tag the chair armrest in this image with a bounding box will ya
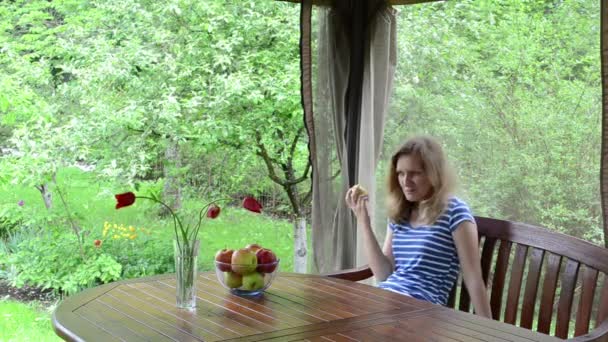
[568,319,608,342]
[322,265,373,282]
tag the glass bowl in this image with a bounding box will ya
[214,259,280,296]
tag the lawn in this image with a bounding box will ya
[0,300,61,342]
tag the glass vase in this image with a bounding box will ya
[174,239,200,310]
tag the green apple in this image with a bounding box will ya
[241,272,264,291]
[224,271,242,289]
[231,248,258,275]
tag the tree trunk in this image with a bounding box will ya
[35,172,56,210]
[254,133,311,271]
[293,216,308,273]
[162,141,182,214]
[283,166,301,216]
[283,167,309,273]
[36,183,53,209]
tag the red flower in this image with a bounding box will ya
[115,192,136,209]
[242,196,262,213]
[94,239,103,248]
[206,204,221,219]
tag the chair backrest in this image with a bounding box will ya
[448,216,608,340]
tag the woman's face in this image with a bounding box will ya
[395,154,433,203]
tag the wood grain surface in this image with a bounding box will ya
[53,272,562,341]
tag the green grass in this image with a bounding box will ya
[0,300,61,342]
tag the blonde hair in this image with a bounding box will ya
[386,135,456,225]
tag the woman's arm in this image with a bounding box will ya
[345,187,394,282]
[368,225,395,281]
[452,220,492,318]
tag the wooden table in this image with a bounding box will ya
[53,272,562,341]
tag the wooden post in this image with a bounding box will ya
[601,0,608,248]
[294,216,308,273]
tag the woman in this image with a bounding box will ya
[346,135,492,318]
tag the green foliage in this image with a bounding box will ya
[0,165,298,297]
[0,0,308,218]
[0,203,27,239]
[382,0,602,243]
[97,220,174,278]
[0,188,61,239]
[66,254,123,290]
[4,231,122,295]
[1,197,297,295]
[116,240,174,279]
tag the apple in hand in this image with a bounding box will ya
[245,243,262,253]
[241,272,264,291]
[224,271,243,288]
[352,184,368,202]
[256,248,278,273]
[215,248,234,272]
[231,248,258,275]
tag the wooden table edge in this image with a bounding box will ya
[52,274,176,341]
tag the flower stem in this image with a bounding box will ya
[136,195,187,252]
[56,186,87,262]
[191,197,232,245]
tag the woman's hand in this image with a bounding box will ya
[346,185,395,281]
[345,185,370,223]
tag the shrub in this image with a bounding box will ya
[0,202,30,239]
[94,221,174,279]
[5,231,122,295]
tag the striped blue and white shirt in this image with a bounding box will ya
[378,197,475,305]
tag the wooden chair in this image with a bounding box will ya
[325,216,608,341]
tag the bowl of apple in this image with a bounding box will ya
[214,244,280,296]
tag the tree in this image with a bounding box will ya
[384,0,601,243]
[0,0,311,261]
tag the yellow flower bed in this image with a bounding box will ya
[102,222,151,241]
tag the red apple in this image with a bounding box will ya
[231,248,258,275]
[245,243,262,253]
[256,248,278,273]
[215,248,234,272]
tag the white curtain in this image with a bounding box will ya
[310,1,397,273]
[356,6,397,266]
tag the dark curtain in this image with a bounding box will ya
[302,0,397,272]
